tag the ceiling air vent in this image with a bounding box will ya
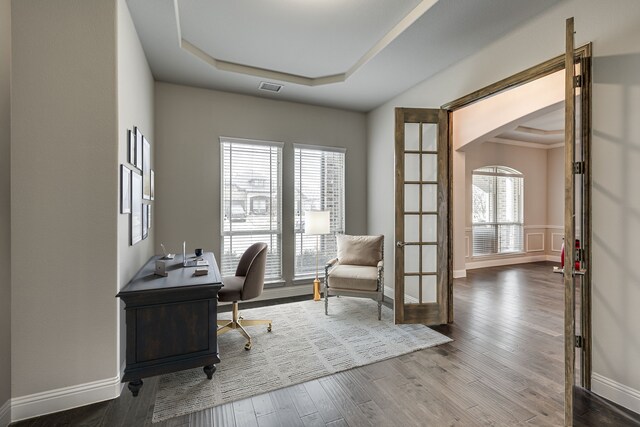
[258,81,283,93]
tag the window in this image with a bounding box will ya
[294,145,345,278]
[472,166,523,256]
[220,138,282,280]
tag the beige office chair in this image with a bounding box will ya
[324,235,384,320]
[217,242,272,350]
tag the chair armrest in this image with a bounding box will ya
[325,258,339,268]
[377,260,384,270]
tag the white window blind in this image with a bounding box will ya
[472,166,524,256]
[294,145,345,278]
[220,138,282,280]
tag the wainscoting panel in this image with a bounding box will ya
[526,232,545,252]
[551,232,564,252]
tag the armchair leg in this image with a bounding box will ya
[324,286,329,316]
[378,300,382,321]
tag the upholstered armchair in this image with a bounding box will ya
[324,235,384,320]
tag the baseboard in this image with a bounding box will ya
[453,269,466,278]
[592,373,640,415]
[383,286,418,303]
[11,376,121,423]
[466,255,549,270]
[0,399,10,427]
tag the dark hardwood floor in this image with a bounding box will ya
[12,262,640,426]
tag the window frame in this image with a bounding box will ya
[219,137,284,282]
[293,143,346,279]
[471,165,524,257]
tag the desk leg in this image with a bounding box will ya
[128,379,143,396]
[203,365,216,379]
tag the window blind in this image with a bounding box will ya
[294,146,345,278]
[220,138,282,280]
[472,166,523,256]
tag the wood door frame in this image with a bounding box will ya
[440,44,593,387]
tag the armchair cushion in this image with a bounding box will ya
[337,235,383,267]
[328,265,378,291]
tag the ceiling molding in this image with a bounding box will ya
[488,137,564,150]
[515,125,563,135]
[173,0,438,87]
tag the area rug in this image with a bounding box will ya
[152,297,452,422]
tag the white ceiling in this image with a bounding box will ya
[493,106,565,147]
[126,0,561,112]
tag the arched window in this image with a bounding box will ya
[472,166,524,256]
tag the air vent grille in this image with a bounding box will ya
[259,81,283,93]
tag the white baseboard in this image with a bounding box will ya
[0,399,10,427]
[592,373,640,415]
[466,255,552,270]
[11,376,121,423]
[453,269,466,278]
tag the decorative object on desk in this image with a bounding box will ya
[142,204,148,240]
[194,267,208,276]
[131,171,143,245]
[154,259,168,277]
[195,248,203,257]
[150,169,155,200]
[160,243,175,260]
[304,210,331,301]
[134,127,143,170]
[143,136,151,200]
[128,129,135,166]
[152,297,451,422]
[120,164,131,214]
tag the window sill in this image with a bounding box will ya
[469,252,526,259]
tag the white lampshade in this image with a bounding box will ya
[304,210,330,235]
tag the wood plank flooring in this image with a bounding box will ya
[12,262,640,426]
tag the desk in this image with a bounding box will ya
[116,252,223,396]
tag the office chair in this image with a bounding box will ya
[217,242,272,350]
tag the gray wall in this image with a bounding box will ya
[154,83,367,288]
[0,0,11,422]
[116,0,155,373]
[11,0,118,399]
[367,0,640,410]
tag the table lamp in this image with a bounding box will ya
[304,210,330,301]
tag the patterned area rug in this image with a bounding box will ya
[152,297,452,422]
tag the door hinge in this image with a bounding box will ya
[573,161,585,174]
[575,335,584,348]
[574,75,582,88]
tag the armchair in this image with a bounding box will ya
[324,235,384,320]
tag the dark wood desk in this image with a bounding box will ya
[116,252,223,396]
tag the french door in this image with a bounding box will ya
[394,108,450,325]
[564,17,592,425]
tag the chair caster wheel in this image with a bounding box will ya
[267,324,272,332]
[245,342,252,350]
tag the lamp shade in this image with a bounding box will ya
[304,210,330,235]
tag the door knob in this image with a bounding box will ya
[396,241,406,248]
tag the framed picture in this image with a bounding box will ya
[128,130,135,165]
[143,136,151,200]
[142,204,148,240]
[134,127,143,170]
[147,204,152,229]
[120,164,131,214]
[150,170,155,201]
[131,171,143,245]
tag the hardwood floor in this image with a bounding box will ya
[12,262,640,426]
